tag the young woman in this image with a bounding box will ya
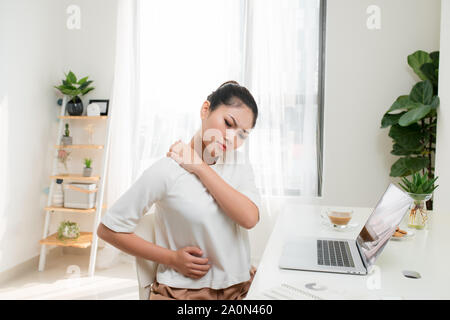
[97,81,261,300]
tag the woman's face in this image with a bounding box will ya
[200,100,254,158]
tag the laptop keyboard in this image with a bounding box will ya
[317,240,355,268]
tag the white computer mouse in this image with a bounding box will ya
[402,270,421,279]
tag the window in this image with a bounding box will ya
[136,0,325,198]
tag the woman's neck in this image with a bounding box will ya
[190,130,218,165]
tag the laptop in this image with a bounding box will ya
[278,183,413,275]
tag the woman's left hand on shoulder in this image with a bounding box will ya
[166,140,205,174]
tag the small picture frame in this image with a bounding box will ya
[89,99,109,116]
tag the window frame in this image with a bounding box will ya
[317,0,327,197]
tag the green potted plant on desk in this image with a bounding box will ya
[398,171,439,230]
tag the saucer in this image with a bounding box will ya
[390,229,415,241]
[320,218,359,232]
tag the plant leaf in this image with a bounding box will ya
[60,88,81,97]
[422,179,434,193]
[387,95,420,113]
[405,177,413,189]
[420,63,438,86]
[401,176,412,189]
[388,124,424,151]
[430,51,439,68]
[430,95,440,110]
[67,71,77,84]
[390,157,429,177]
[398,104,432,126]
[381,112,406,128]
[391,143,421,156]
[81,87,95,96]
[398,181,410,193]
[409,80,433,105]
[60,82,77,90]
[79,80,93,91]
[408,50,432,81]
[413,172,419,187]
[77,76,89,85]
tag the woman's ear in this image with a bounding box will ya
[200,100,210,120]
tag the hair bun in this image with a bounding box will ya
[219,80,240,88]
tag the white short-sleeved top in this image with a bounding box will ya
[100,150,261,289]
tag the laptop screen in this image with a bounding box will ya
[356,183,413,267]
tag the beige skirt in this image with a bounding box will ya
[149,265,257,300]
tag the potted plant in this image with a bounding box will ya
[380,50,440,210]
[83,158,93,177]
[57,220,80,240]
[54,71,95,116]
[398,171,439,230]
[61,123,73,145]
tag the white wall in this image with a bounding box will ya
[60,0,117,100]
[56,0,118,241]
[0,0,65,274]
[0,0,117,274]
[319,0,441,208]
[434,1,449,214]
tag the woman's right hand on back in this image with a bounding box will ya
[169,246,211,279]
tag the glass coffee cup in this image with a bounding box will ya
[321,208,354,229]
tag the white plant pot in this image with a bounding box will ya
[61,136,72,145]
[62,226,78,239]
[83,167,93,177]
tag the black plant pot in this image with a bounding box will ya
[67,96,84,116]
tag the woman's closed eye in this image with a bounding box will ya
[224,119,246,140]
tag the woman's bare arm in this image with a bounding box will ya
[97,223,211,279]
[166,141,259,230]
[96,223,174,265]
[194,163,259,230]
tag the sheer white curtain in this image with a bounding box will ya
[136,0,246,171]
[97,0,140,268]
[246,0,320,198]
[99,0,322,268]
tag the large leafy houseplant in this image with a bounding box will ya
[381,50,439,209]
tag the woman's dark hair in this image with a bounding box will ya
[206,80,258,128]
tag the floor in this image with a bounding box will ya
[0,253,139,300]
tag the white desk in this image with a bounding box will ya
[246,204,450,299]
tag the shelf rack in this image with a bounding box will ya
[38,96,113,276]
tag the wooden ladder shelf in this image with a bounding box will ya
[38,96,112,276]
